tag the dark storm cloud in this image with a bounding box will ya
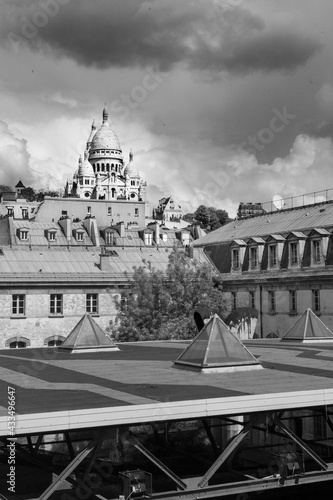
[300,121,333,140]
[1,0,323,74]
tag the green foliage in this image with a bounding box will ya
[0,185,14,193]
[114,247,226,341]
[21,187,60,201]
[194,205,231,230]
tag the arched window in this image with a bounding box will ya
[44,335,66,347]
[102,163,105,172]
[106,163,110,172]
[96,164,100,172]
[6,337,31,348]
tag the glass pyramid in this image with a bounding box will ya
[59,313,119,352]
[173,314,261,371]
[282,308,333,341]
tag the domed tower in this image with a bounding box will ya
[87,106,124,200]
[77,153,96,198]
[124,150,141,201]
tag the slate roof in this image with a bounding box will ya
[194,202,333,246]
[0,246,209,278]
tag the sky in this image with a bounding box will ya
[1,0,333,217]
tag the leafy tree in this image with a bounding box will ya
[21,187,60,201]
[194,205,230,230]
[194,205,211,227]
[216,209,231,226]
[114,247,226,341]
[0,185,14,194]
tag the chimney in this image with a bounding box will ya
[99,250,110,271]
[83,217,100,246]
[58,217,71,243]
[152,222,160,243]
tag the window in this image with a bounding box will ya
[7,207,14,216]
[249,291,255,309]
[105,232,114,245]
[312,290,321,313]
[76,231,84,242]
[108,207,112,216]
[131,180,135,186]
[86,293,98,314]
[61,210,67,216]
[269,245,277,268]
[12,294,25,316]
[9,341,27,348]
[85,179,89,185]
[19,230,29,241]
[21,208,28,219]
[312,240,321,263]
[47,230,57,242]
[50,294,63,315]
[232,249,240,270]
[290,242,298,266]
[268,291,276,313]
[231,292,237,310]
[87,206,91,215]
[250,247,257,269]
[144,232,153,245]
[289,290,297,314]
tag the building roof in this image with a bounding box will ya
[0,246,209,281]
[173,314,262,373]
[194,202,333,246]
[2,339,333,436]
[59,313,119,352]
[281,309,333,342]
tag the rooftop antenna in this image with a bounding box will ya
[273,194,285,211]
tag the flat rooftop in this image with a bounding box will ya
[1,340,333,436]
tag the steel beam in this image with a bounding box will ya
[197,413,262,488]
[151,466,333,500]
[133,439,187,491]
[38,432,104,500]
[272,415,328,470]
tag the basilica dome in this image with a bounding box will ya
[124,150,139,177]
[90,106,121,152]
[78,156,95,177]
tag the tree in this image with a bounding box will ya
[0,185,14,194]
[194,205,230,230]
[194,205,212,227]
[114,247,226,341]
[216,209,231,226]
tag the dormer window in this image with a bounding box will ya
[73,229,85,242]
[249,247,257,270]
[232,249,240,269]
[7,207,14,216]
[17,228,29,241]
[266,234,285,270]
[144,232,153,245]
[45,228,57,242]
[160,233,167,242]
[246,237,265,271]
[286,232,306,269]
[312,240,321,263]
[290,242,299,266]
[105,231,115,245]
[269,245,277,267]
[21,207,28,219]
[307,228,330,267]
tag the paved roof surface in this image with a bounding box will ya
[194,202,333,246]
[1,339,333,436]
